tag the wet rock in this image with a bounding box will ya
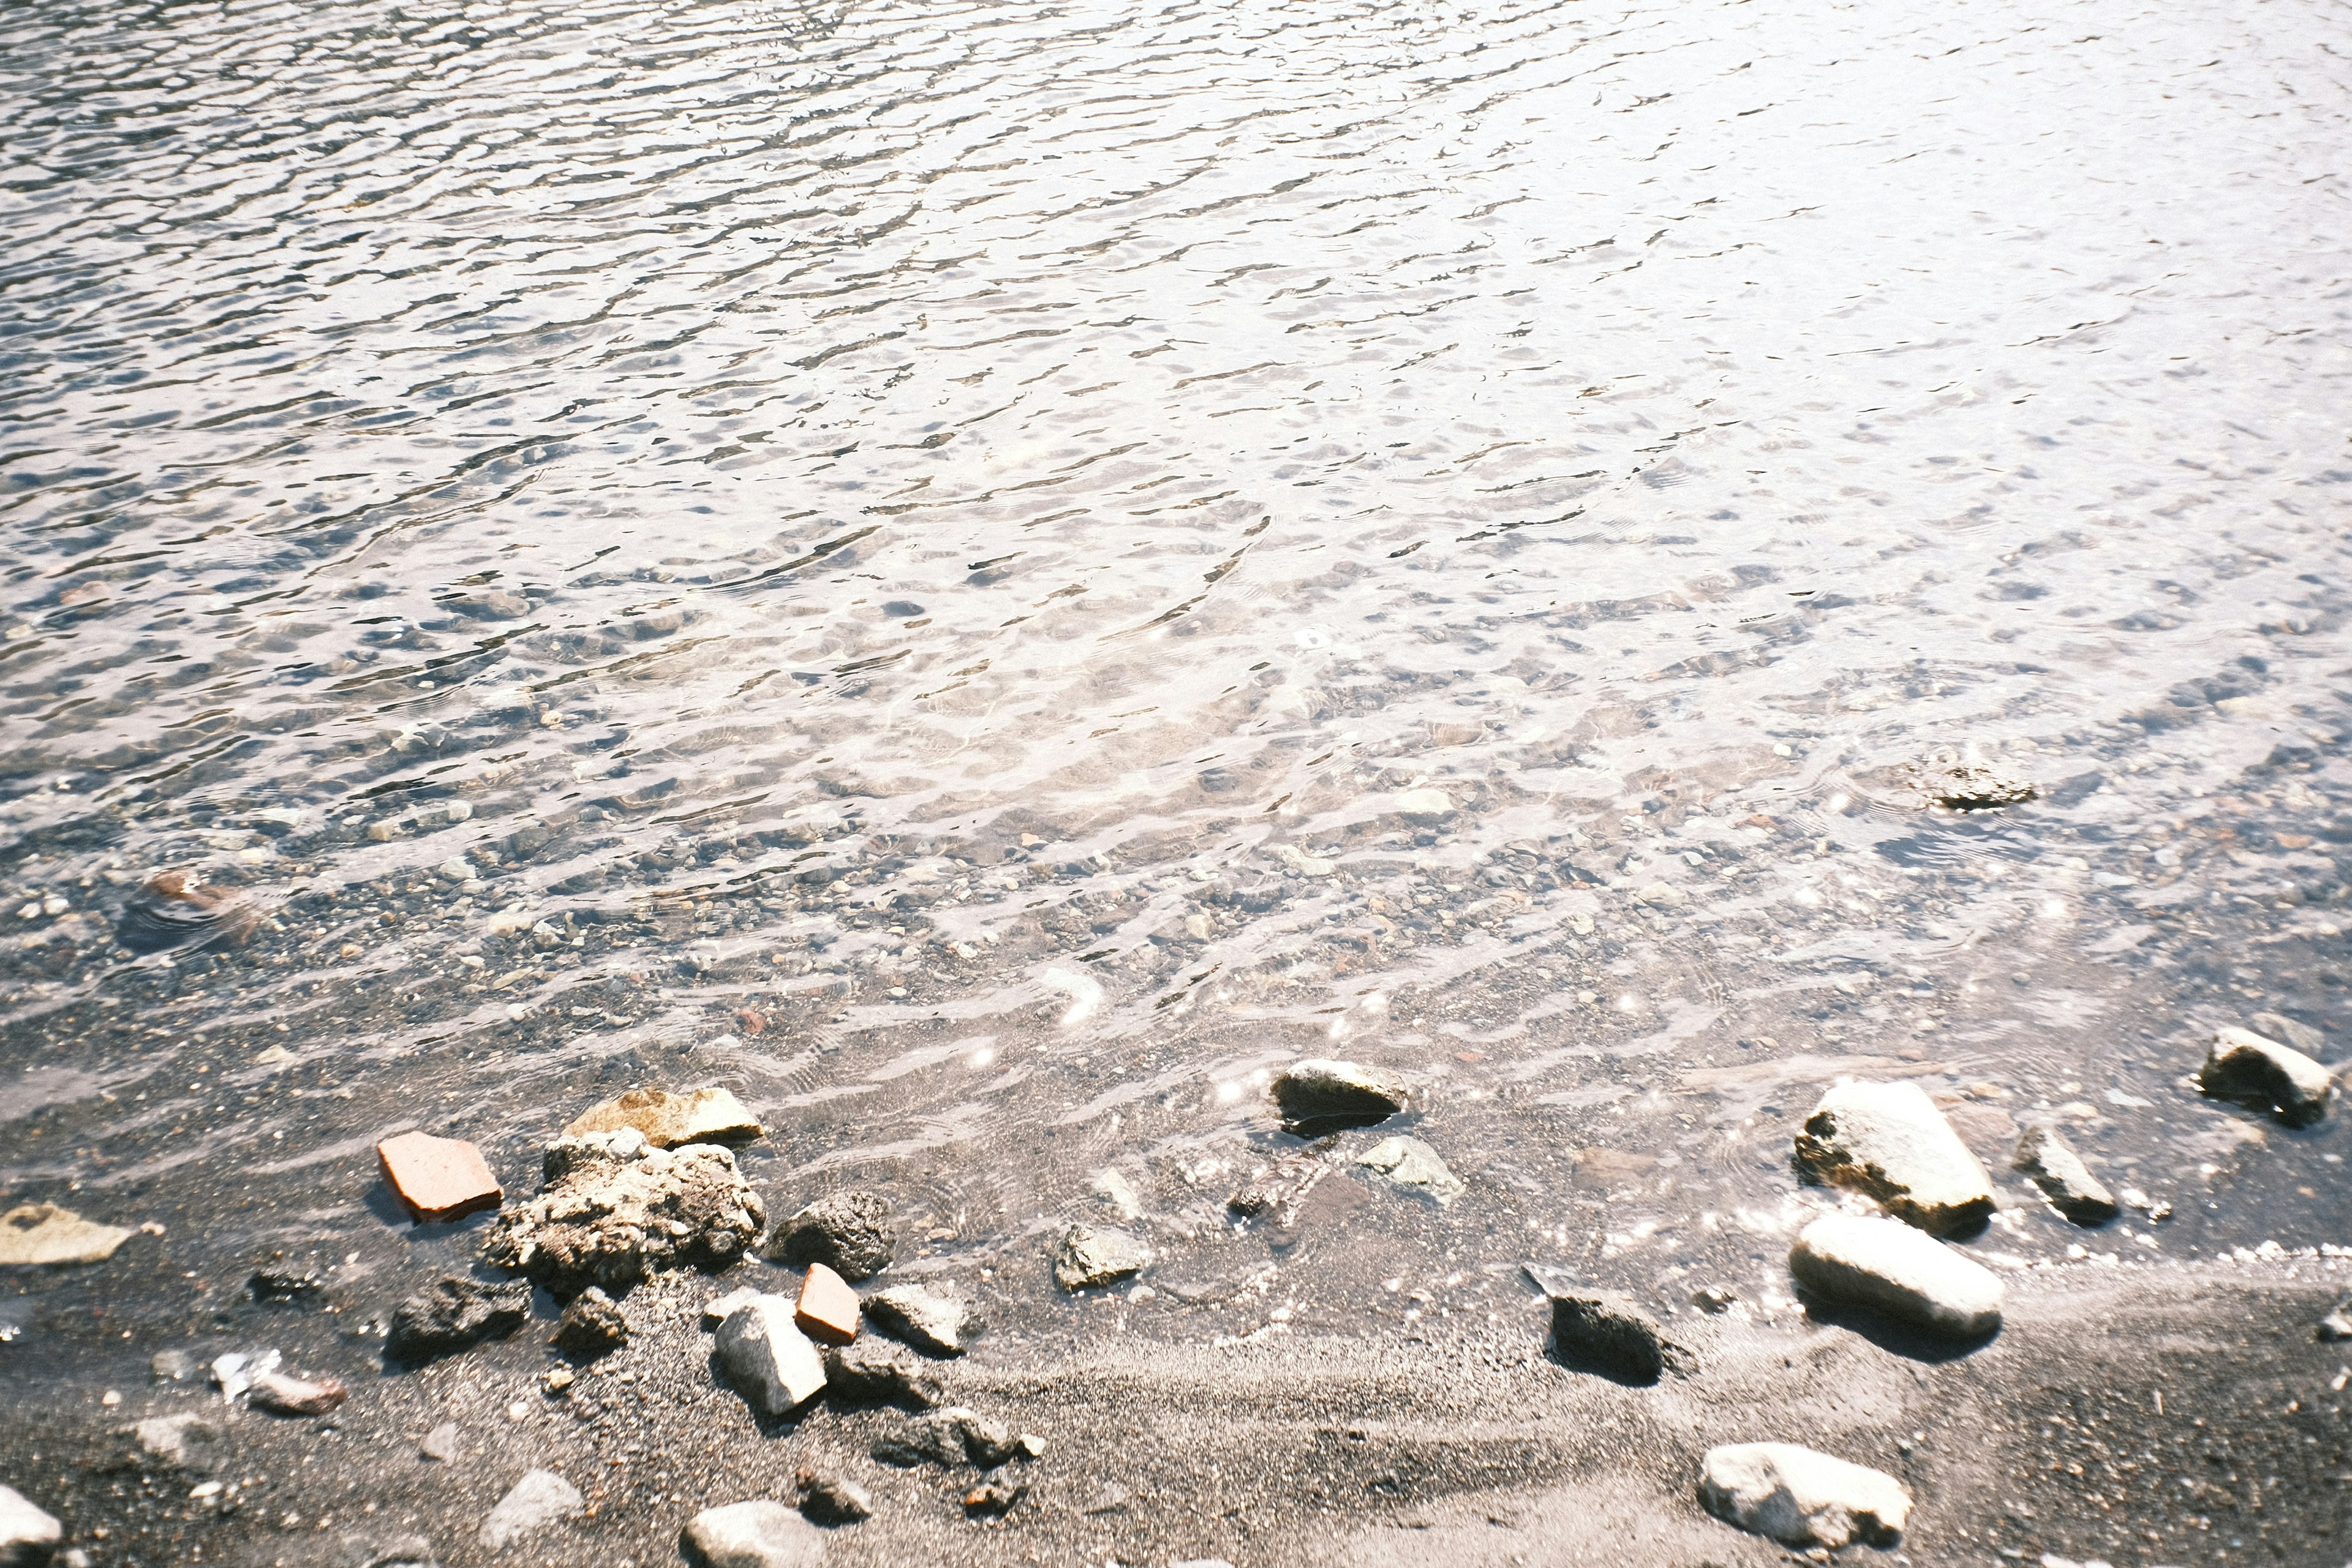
[794,1262,859,1346]
[681,1499,824,1568]
[821,1342,944,1409]
[1698,1442,1910,1548]
[2317,1294,2352,1341]
[418,1422,462,1462]
[560,1086,763,1149]
[714,1294,827,1415]
[210,1350,279,1401]
[1905,758,2034,812]
[478,1469,582,1553]
[2199,1025,2334,1126]
[550,1286,627,1359]
[2250,1011,2326,1056]
[1226,1153,1326,1219]
[1271,1058,1409,1133]
[1053,1224,1151,1292]
[1355,1136,1463,1205]
[864,1284,975,1357]
[0,1202,132,1266]
[1525,1264,1688,1382]
[375,1132,503,1226]
[387,1277,532,1364]
[133,1412,221,1469]
[1792,1079,1995,1235]
[0,1485,61,1568]
[871,1407,1017,1469]
[962,1480,1027,1518]
[1787,1213,2003,1338]
[481,1130,765,1298]
[116,870,257,955]
[149,1348,200,1383]
[2012,1125,2119,1225]
[764,1193,895,1283]
[795,1467,873,1525]
[249,1370,349,1417]
[248,1264,328,1305]
[1393,787,1456,822]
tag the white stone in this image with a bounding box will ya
[1793,1079,1994,1234]
[479,1469,583,1551]
[1789,1213,2003,1337]
[682,1499,825,1568]
[714,1295,827,1414]
[1355,1136,1463,1205]
[0,1484,61,1565]
[1394,787,1455,821]
[864,1284,974,1357]
[2201,1025,2334,1126]
[1698,1442,1911,1548]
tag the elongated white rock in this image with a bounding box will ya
[1789,1212,2003,1337]
[1698,1442,1910,1548]
[1793,1080,1994,1235]
[2200,1026,2334,1126]
[714,1294,827,1415]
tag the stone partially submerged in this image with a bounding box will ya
[1793,1080,1994,1235]
[1698,1442,1910,1548]
[2199,1025,2334,1126]
[1272,1058,1409,1133]
[764,1191,895,1281]
[1052,1224,1151,1291]
[561,1085,763,1148]
[481,1129,764,1298]
[1788,1213,2003,1338]
[2013,1124,2119,1225]
[1355,1136,1463,1205]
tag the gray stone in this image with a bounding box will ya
[481,1130,766,1298]
[1355,1136,1463,1205]
[870,1406,1018,1469]
[2200,1025,2334,1126]
[248,1369,348,1417]
[1052,1224,1151,1292]
[1793,1079,1996,1235]
[2250,1011,2326,1056]
[764,1192,895,1283]
[703,1286,760,1327]
[713,1295,827,1415]
[864,1284,975,1357]
[682,1499,824,1568]
[418,1422,462,1461]
[387,1277,531,1363]
[134,1412,222,1469]
[821,1341,944,1409]
[1698,1442,1911,1548]
[328,1532,440,1568]
[0,1486,59,1568]
[1788,1213,2003,1338]
[1525,1265,1689,1382]
[2013,1125,2119,1226]
[1271,1058,1409,1131]
[2318,1294,2352,1341]
[550,1286,627,1359]
[795,1467,873,1524]
[478,1469,582,1553]
[149,1348,200,1383]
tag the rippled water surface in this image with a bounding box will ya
[2,0,2348,1372]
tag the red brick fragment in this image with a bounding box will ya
[794,1262,860,1346]
[376,1130,502,1224]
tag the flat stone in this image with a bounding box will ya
[1393,787,1457,821]
[2013,1125,2119,1226]
[387,1276,532,1363]
[1793,1079,1995,1235]
[0,1202,132,1265]
[1052,1224,1152,1292]
[418,1422,462,1461]
[2200,1025,2334,1126]
[714,1295,827,1415]
[794,1262,860,1345]
[682,1499,824,1568]
[764,1192,895,1282]
[1788,1213,2004,1338]
[550,1286,628,1358]
[703,1286,760,1327]
[1355,1136,1463,1205]
[821,1342,944,1408]
[1698,1442,1911,1548]
[1271,1058,1409,1133]
[560,1085,763,1148]
[796,1467,873,1524]
[248,1370,349,1417]
[864,1284,974,1357]
[150,1348,200,1382]
[375,1132,503,1226]
[478,1469,582,1553]
[481,1131,765,1298]
[133,1412,221,1469]
[0,1485,61,1567]
[1525,1264,1689,1382]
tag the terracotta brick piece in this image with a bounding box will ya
[794,1262,861,1346]
[377,1131,502,1224]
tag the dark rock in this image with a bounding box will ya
[821,1342,944,1409]
[2199,1025,2335,1126]
[794,1467,873,1524]
[550,1286,627,1359]
[2012,1125,2119,1225]
[870,1406,1017,1469]
[248,1265,328,1306]
[386,1277,532,1364]
[764,1191,895,1282]
[1526,1265,1688,1383]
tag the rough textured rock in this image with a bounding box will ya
[871,1407,1018,1469]
[1698,1442,1910,1548]
[1355,1136,1463,1205]
[248,1370,349,1417]
[1788,1213,2003,1337]
[1905,758,2034,812]
[2199,1025,2334,1126]
[387,1276,532,1363]
[1052,1224,1152,1291]
[481,1129,765,1298]
[1526,1265,1688,1382]
[864,1284,975,1357]
[478,1469,582,1553]
[763,1193,895,1282]
[551,1286,628,1358]
[714,1295,827,1415]
[821,1342,944,1408]
[0,1485,59,1568]
[375,1131,503,1224]
[1792,1079,1995,1235]
[2013,1125,2119,1225]
[794,1262,859,1345]
[0,1202,132,1265]
[561,1085,763,1148]
[796,1467,873,1524]
[1270,1058,1409,1132]
[681,1499,824,1568]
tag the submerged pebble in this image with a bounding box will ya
[1271,1058,1409,1133]
[1793,1079,1995,1235]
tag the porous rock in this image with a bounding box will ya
[764,1192,895,1283]
[1788,1212,2003,1338]
[478,1469,582,1553]
[1525,1264,1688,1382]
[864,1284,974,1357]
[714,1295,827,1415]
[1271,1058,1409,1132]
[561,1085,762,1149]
[1052,1224,1151,1292]
[2199,1025,2334,1126]
[1698,1442,1910,1548]
[387,1276,532,1363]
[0,1202,132,1266]
[551,1286,628,1358]
[1355,1136,1463,1205]
[481,1129,765,1298]
[0,1485,59,1568]
[2013,1124,2119,1225]
[682,1499,824,1568]
[821,1341,944,1408]
[1793,1079,1995,1235]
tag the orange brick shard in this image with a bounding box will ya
[376,1131,502,1224]
[794,1262,860,1346]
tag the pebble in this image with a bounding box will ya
[2317,1294,2352,1342]
[794,1262,861,1346]
[864,1284,975,1357]
[559,1085,764,1148]
[1525,1264,1689,1382]
[962,1480,1027,1517]
[374,1131,503,1225]
[1270,1058,1410,1133]
[0,1485,61,1567]
[2199,1025,2335,1126]
[1393,787,1456,821]
[247,1370,349,1417]
[387,1277,532,1363]
[1787,1213,2004,1338]
[133,1412,219,1469]
[2012,1125,2119,1226]
[1792,1079,1995,1235]
[149,1349,200,1383]
[821,1342,944,1409]
[418,1422,462,1461]
[550,1286,628,1359]
[871,1406,1019,1468]
[1697,1442,1911,1548]
[682,1499,826,1567]
[713,1294,828,1415]
[796,1466,874,1524]
[0,1202,133,1266]
[481,1130,765,1297]
[1355,1136,1463,1205]
[478,1469,582,1553]
[1052,1224,1152,1292]
[764,1192,896,1282]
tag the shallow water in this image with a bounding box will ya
[1,0,2347,1382]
